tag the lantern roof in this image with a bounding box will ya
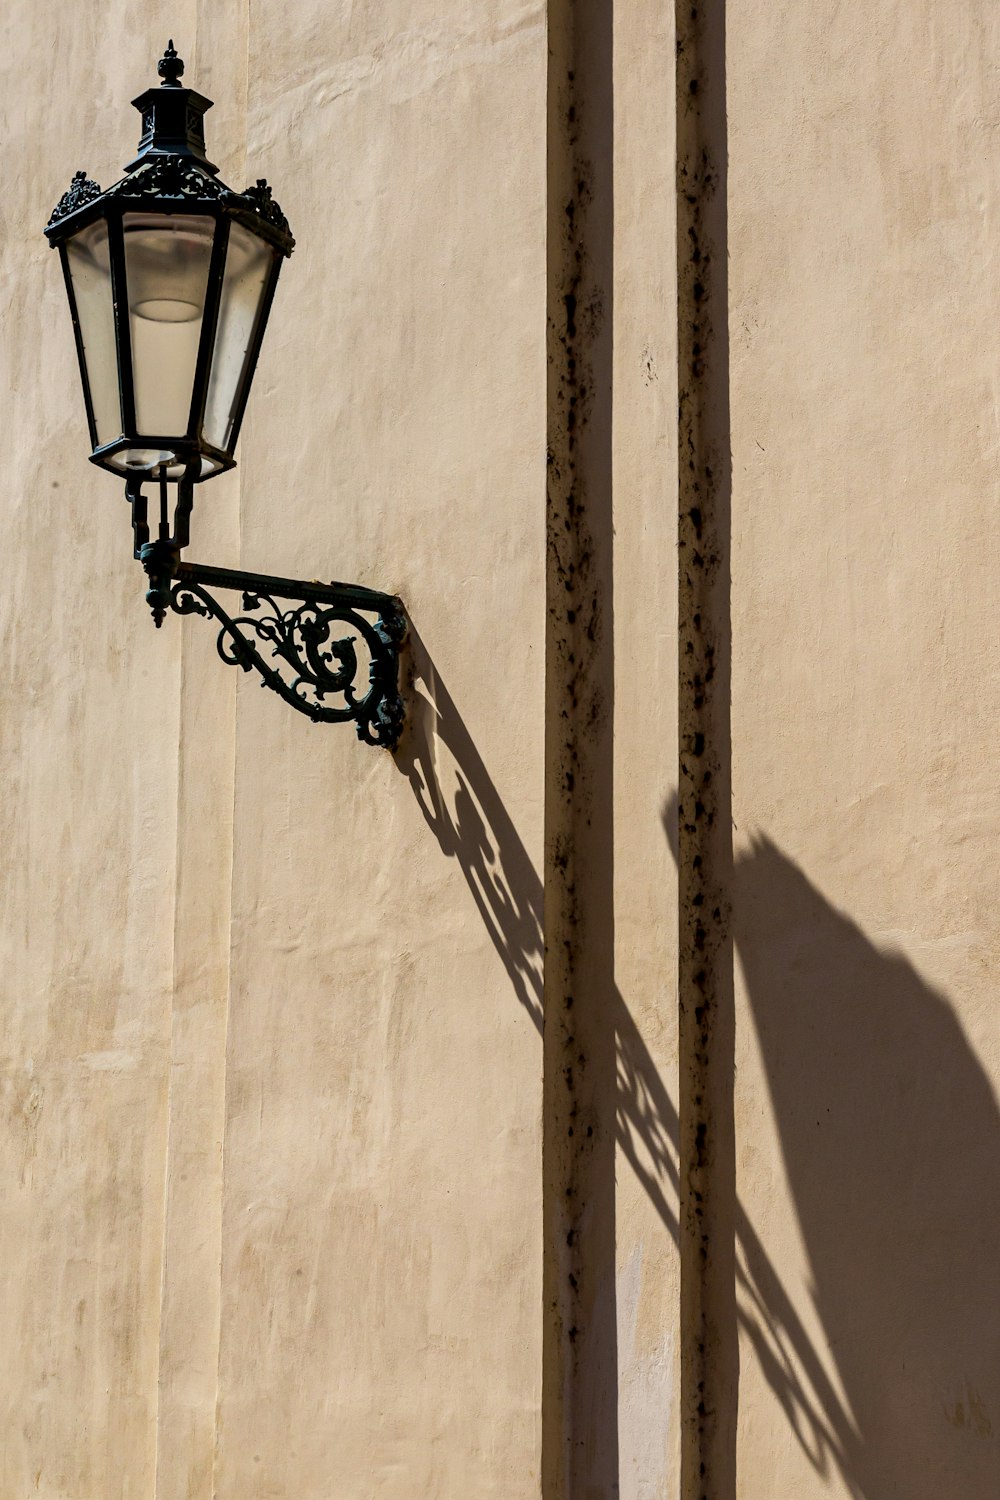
[127,38,217,174]
[44,43,294,255]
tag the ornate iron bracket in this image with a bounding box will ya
[127,477,406,750]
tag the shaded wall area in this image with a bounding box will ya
[728,0,1000,1494]
[734,841,1000,1496]
[404,648,1000,1498]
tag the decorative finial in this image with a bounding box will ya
[157,40,184,86]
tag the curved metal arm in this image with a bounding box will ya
[167,569,405,749]
[127,475,406,749]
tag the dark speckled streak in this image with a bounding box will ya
[676,3,738,1498]
[543,1,618,1496]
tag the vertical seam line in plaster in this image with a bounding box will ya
[153,0,206,1484]
[207,13,250,1494]
[151,761,180,1500]
[208,673,237,1500]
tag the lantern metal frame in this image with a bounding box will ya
[47,163,292,484]
[43,43,406,751]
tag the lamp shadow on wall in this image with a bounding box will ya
[397,666,1000,1497]
[397,627,631,1494]
[397,629,677,1496]
[664,799,999,1497]
[732,835,1000,1498]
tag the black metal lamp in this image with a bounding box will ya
[45,43,405,750]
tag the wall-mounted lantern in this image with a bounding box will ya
[44,43,404,749]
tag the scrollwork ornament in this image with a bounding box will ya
[49,170,102,224]
[168,580,404,748]
[107,156,229,204]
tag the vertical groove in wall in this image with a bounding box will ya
[208,642,238,1500]
[152,11,247,1499]
[543,1,617,1496]
[152,12,204,1494]
[209,14,251,1492]
[675,2,738,1498]
[151,557,184,1500]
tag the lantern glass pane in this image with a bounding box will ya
[203,223,277,453]
[123,213,216,438]
[64,220,121,446]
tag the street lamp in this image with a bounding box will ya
[44,43,405,750]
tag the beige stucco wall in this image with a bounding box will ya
[729,2,1000,1496]
[2,1,678,1496]
[5,1,995,1498]
[4,1,550,1495]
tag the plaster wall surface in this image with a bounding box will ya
[728,3,1000,1496]
[11,0,996,1496]
[3,0,549,1494]
[214,5,547,1497]
[1,1,678,1497]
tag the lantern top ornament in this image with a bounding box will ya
[158,38,184,84]
[44,44,294,253]
[43,43,294,490]
[126,38,217,173]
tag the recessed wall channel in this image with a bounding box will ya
[676,3,738,1499]
[543,0,617,1495]
[544,2,736,1493]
